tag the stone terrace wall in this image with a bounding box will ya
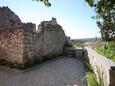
[85,47,115,86]
[0,27,24,64]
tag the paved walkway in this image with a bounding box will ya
[0,57,87,86]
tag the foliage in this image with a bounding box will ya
[83,50,104,86]
[71,40,84,47]
[85,72,102,86]
[91,41,115,62]
[86,0,115,41]
[33,0,51,7]
[83,60,103,86]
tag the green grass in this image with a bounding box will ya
[71,40,84,47]
[91,41,115,62]
[85,68,104,86]
[86,72,99,86]
[83,61,101,86]
[83,54,103,86]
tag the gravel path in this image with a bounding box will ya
[0,57,87,86]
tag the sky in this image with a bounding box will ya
[0,0,101,39]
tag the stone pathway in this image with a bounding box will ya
[0,57,87,86]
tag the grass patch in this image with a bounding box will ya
[83,61,99,86]
[91,41,115,62]
[83,50,103,86]
[86,72,99,86]
[71,40,84,47]
[83,61,104,86]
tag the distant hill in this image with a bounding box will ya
[72,38,101,41]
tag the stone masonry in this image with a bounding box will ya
[85,47,115,86]
[0,7,67,68]
[0,27,24,64]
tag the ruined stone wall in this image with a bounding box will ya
[0,25,66,65]
[0,7,22,27]
[22,29,35,64]
[0,7,67,68]
[0,27,24,64]
[22,24,66,64]
[34,24,66,61]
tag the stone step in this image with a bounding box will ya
[64,47,84,58]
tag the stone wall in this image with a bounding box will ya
[0,7,67,69]
[0,7,22,27]
[0,25,66,67]
[85,47,115,86]
[64,47,83,58]
[0,24,66,68]
[23,21,66,64]
[0,27,24,64]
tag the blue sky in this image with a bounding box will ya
[0,0,101,39]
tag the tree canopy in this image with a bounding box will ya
[38,0,115,41]
[86,0,115,41]
[33,0,51,7]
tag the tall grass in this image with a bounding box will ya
[83,60,104,86]
[91,42,115,62]
[83,50,104,86]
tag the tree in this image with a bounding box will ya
[39,0,115,41]
[86,0,115,41]
[33,0,51,7]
